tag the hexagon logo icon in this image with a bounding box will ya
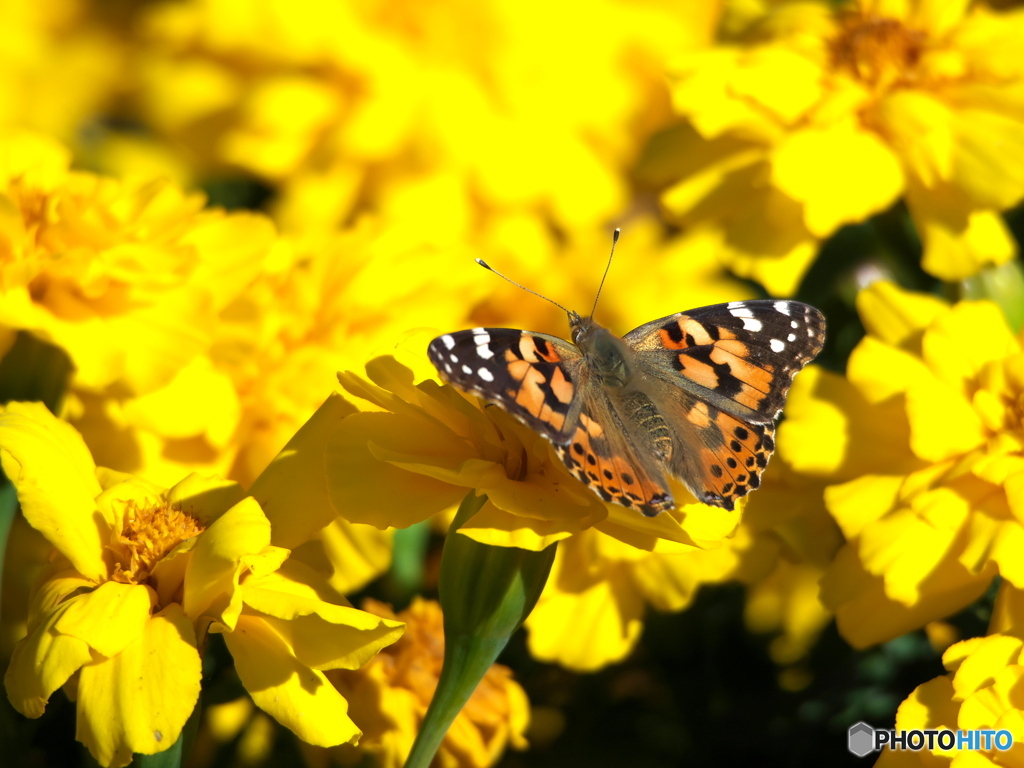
[848,722,876,757]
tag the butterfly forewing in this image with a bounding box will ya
[625,300,826,423]
[427,328,583,443]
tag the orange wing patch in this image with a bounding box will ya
[555,415,673,516]
[690,409,773,509]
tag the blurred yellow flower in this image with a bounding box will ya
[780,282,1024,648]
[325,357,742,551]
[656,0,1024,295]
[129,0,717,236]
[0,402,404,767]
[328,597,529,768]
[0,129,274,395]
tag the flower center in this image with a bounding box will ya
[829,12,924,89]
[111,500,204,584]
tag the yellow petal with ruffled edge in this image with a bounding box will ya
[856,282,948,349]
[250,392,360,548]
[525,572,644,671]
[822,544,992,649]
[771,122,904,237]
[76,604,201,768]
[224,614,361,747]
[4,599,93,718]
[0,402,107,581]
[953,636,1024,701]
[905,376,986,463]
[922,302,1020,388]
[53,581,155,659]
[184,496,275,629]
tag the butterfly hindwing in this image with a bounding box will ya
[427,328,583,442]
[553,396,675,516]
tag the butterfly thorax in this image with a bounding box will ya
[569,313,634,388]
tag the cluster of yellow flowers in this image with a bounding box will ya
[2,0,1024,766]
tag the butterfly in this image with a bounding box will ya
[428,295,825,516]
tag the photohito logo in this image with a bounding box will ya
[847,722,1014,757]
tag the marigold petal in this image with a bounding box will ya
[771,123,904,237]
[952,106,1024,210]
[223,614,360,747]
[891,676,960,736]
[907,183,1016,281]
[952,635,1024,701]
[0,402,107,581]
[922,301,1020,387]
[847,336,932,403]
[326,410,470,530]
[457,501,578,550]
[878,90,954,188]
[823,544,992,649]
[251,392,360,549]
[858,497,967,605]
[856,282,948,347]
[289,516,393,595]
[905,377,986,462]
[255,613,404,672]
[4,600,93,718]
[53,581,155,658]
[76,604,201,768]
[525,565,644,672]
[184,496,271,627]
[122,357,241,444]
[825,475,903,540]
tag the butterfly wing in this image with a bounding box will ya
[624,300,825,510]
[552,394,675,516]
[427,328,584,443]
[428,327,675,514]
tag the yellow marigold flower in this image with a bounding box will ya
[658,0,1024,295]
[130,0,717,234]
[328,597,529,768]
[780,281,1024,648]
[324,357,741,551]
[876,591,1024,768]
[0,402,404,767]
[0,129,275,395]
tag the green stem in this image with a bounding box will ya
[402,492,556,768]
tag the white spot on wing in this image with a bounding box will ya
[462,365,473,374]
[727,300,745,309]
[788,333,797,342]
[791,320,799,329]
[478,367,495,382]
[770,338,786,352]
[730,307,754,319]
[774,301,791,316]
[477,345,494,359]
[449,353,458,363]
[441,334,456,350]
[741,317,763,332]
[444,363,453,374]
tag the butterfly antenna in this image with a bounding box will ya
[590,228,620,320]
[475,258,572,315]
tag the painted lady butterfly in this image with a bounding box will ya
[428,259,825,516]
